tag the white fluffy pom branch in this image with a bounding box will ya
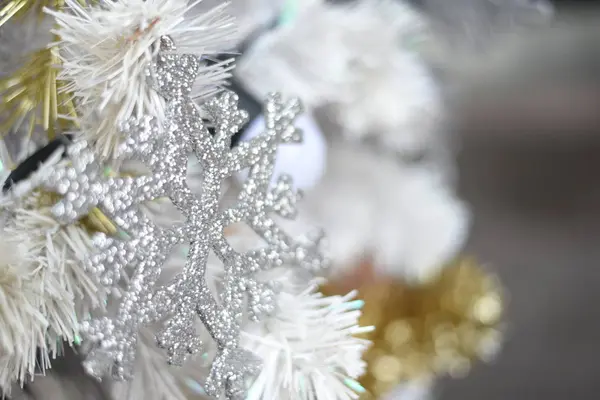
[0,234,46,394]
[0,151,105,394]
[242,281,373,400]
[47,0,236,159]
[236,0,446,165]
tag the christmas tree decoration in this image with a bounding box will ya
[322,257,504,398]
[0,23,374,398]
[55,74,299,395]
[0,0,374,397]
[0,1,546,399]
[47,0,237,159]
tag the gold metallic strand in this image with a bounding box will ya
[83,207,117,236]
[36,190,117,235]
[0,46,78,139]
[321,257,505,399]
[0,0,66,27]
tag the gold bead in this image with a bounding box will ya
[385,320,412,347]
[472,293,503,324]
[371,355,402,382]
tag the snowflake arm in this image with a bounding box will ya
[151,50,329,398]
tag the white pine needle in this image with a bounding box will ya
[241,281,373,400]
[47,0,236,159]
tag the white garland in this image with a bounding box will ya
[47,0,236,159]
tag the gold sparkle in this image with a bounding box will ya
[321,257,505,398]
[0,46,78,139]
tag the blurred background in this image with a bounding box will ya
[442,2,600,399]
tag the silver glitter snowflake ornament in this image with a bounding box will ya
[42,38,329,399]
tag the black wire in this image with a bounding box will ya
[2,135,72,192]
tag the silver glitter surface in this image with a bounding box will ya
[43,42,329,399]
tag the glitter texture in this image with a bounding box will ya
[41,38,329,399]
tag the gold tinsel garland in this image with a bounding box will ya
[0,0,79,139]
[0,46,78,139]
[321,258,504,398]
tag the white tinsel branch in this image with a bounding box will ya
[242,280,373,400]
[47,0,236,159]
[0,149,106,394]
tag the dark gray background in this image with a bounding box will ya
[439,9,600,395]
